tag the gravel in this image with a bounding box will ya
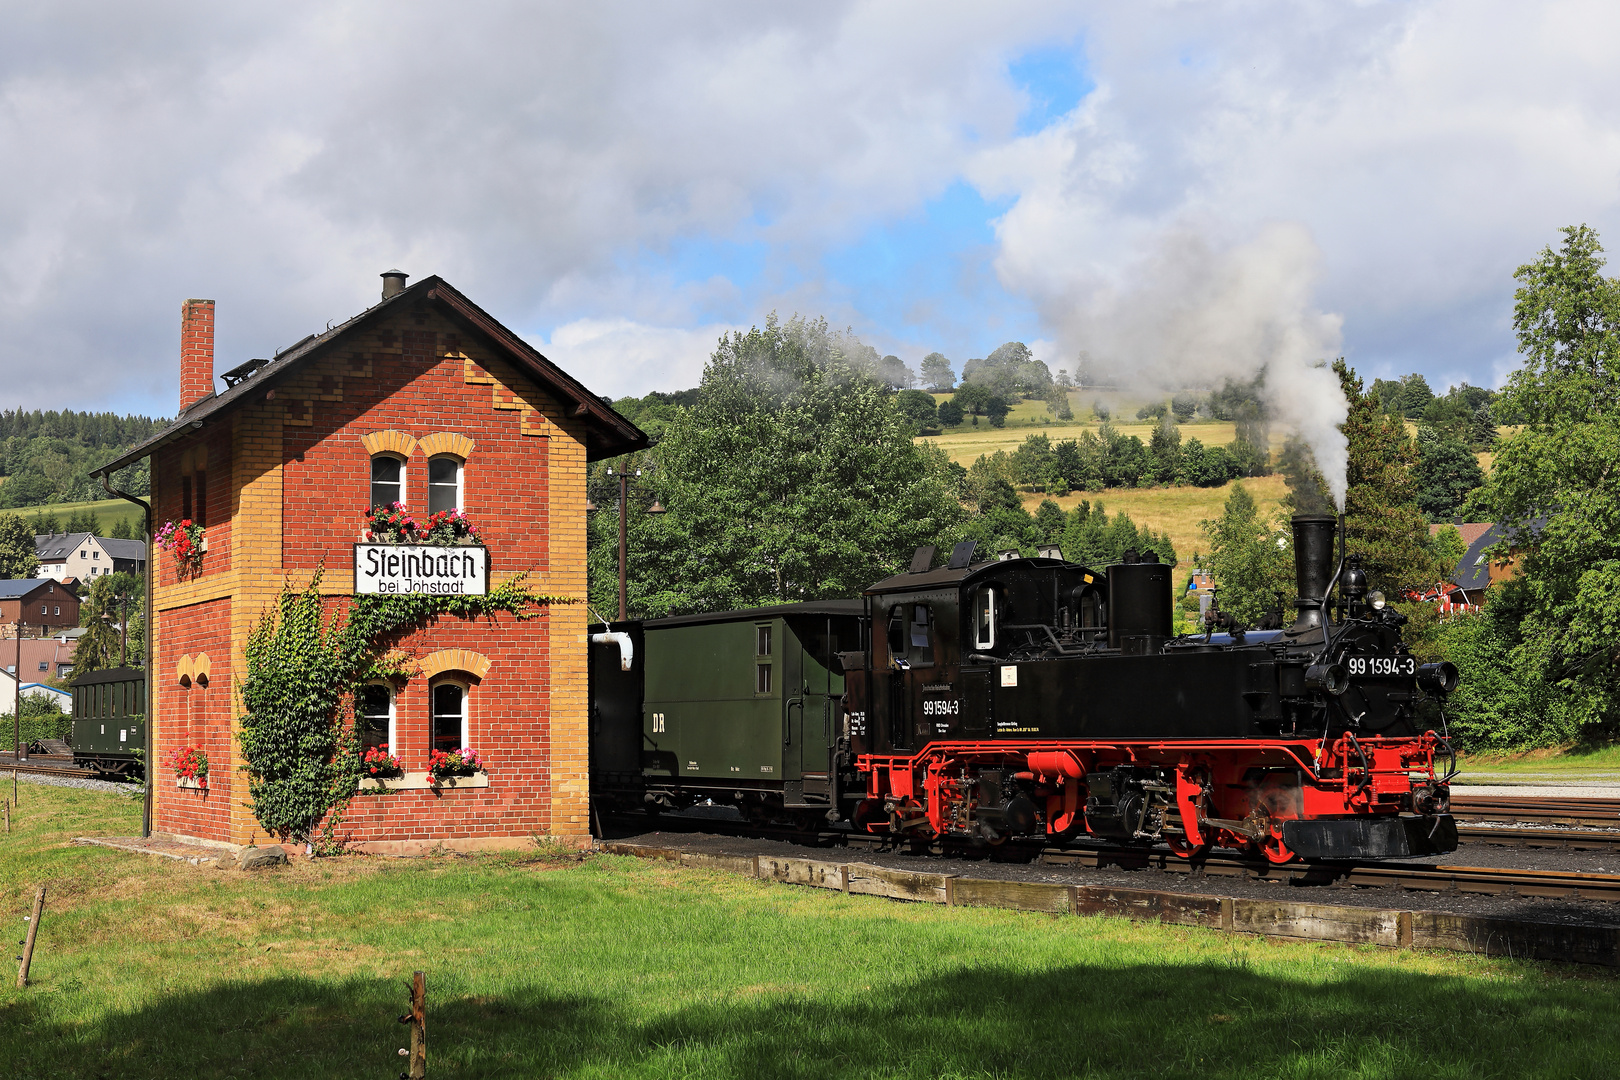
[605,819,1620,929]
[9,771,143,796]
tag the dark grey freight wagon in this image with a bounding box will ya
[71,666,146,778]
[590,599,865,827]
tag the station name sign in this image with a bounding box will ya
[353,544,488,596]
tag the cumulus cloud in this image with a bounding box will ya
[3,1,1620,424]
[537,319,737,399]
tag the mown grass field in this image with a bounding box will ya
[5,785,1620,1078]
[922,420,1241,466]
[1018,475,1291,565]
[3,497,145,535]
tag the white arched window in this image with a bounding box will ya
[370,455,405,510]
[431,680,469,753]
[427,456,463,514]
[359,683,395,754]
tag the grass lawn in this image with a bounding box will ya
[5,498,145,536]
[1458,744,1620,774]
[5,786,1620,1077]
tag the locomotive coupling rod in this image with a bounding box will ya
[1199,815,1264,840]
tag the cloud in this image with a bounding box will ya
[3,1,1620,421]
[537,318,737,399]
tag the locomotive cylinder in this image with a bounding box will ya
[1107,552,1173,655]
[1289,513,1338,632]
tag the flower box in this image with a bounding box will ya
[358,770,489,792]
[177,776,208,791]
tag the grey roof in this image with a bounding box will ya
[0,579,59,599]
[33,533,145,561]
[95,275,647,478]
[1452,519,1544,591]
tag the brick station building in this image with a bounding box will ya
[98,272,644,853]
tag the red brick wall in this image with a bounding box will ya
[153,596,233,843]
[279,311,550,578]
[152,426,234,589]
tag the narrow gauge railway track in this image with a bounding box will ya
[1457,824,1620,851]
[609,811,1620,902]
[0,759,97,780]
[1452,796,1620,828]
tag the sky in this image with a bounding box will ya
[3,0,1620,420]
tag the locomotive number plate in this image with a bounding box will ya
[1346,654,1416,678]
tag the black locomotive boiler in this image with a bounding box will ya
[589,513,1458,862]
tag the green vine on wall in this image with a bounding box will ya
[237,568,571,842]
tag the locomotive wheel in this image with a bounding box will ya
[1259,828,1298,864]
[1166,838,1211,860]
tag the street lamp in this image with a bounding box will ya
[601,464,665,622]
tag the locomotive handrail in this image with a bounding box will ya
[784,696,802,748]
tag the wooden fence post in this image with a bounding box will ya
[397,970,426,1077]
[16,885,45,988]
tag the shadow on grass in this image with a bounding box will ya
[4,958,1617,1079]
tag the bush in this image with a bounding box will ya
[895,389,939,433]
[937,399,964,427]
[0,695,70,745]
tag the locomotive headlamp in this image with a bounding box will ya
[1417,661,1460,694]
[1305,663,1348,696]
[1368,591,1386,610]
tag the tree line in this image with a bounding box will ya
[0,409,161,508]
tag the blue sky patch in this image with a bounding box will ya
[1009,43,1093,136]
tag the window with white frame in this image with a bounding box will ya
[427,456,463,514]
[431,681,468,753]
[370,455,405,511]
[359,683,395,755]
[974,589,997,650]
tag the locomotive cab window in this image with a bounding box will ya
[973,589,997,650]
[371,454,405,510]
[886,607,906,656]
[359,683,395,754]
[755,625,771,656]
[909,604,934,665]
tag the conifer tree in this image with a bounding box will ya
[1335,359,1442,596]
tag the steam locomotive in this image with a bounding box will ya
[589,513,1459,862]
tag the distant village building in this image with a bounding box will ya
[0,580,81,638]
[96,272,644,853]
[33,533,147,582]
[1421,521,1538,611]
[1,634,80,680]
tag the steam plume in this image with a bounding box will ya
[1039,222,1349,507]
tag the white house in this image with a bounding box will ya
[33,533,147,582]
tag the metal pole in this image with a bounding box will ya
[617,471,628,623]
[13,621,20,763]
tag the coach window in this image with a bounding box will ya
[973,588,996,650]
[371,455,405,511]
[428,456,463,514]
[754,623,773,695]
[431,681,469,753]
[359,683,395,754]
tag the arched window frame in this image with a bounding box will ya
[358,681,396,754]
[429,677,471,753]
[370,453,407,512]
[427,455,465,515]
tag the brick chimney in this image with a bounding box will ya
[180,298,216,412]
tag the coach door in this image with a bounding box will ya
[785,617,840,804]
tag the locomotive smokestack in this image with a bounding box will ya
[1289,513,1337,633]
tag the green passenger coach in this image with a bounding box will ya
[70,666,146,777]
[590,599,865,826]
